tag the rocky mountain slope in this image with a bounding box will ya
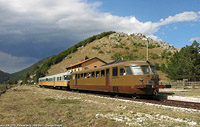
[47,32,178,81]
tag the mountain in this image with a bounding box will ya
[9,57,51,81]
[0,70,10,84]
[44,32,178,81]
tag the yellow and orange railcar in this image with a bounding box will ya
[70,61,169,95]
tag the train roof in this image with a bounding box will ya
[39,72,71,79]
[72,61,153,74]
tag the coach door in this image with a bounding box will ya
[106,69,110,86]
[73,74,77,86]
[75,74,77,86]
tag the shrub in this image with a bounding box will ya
[133,42,145,47]
[92,46,100,50]
[106,51,111,53]
[111,53,122,60]
[154,63,160,70]
[132,47,138,52]
[160,63,166,72]
[112,43,124,48]
[148,44,155,49]
[98,50,104,54]
[125,46,130,50]
[151,53,160,59]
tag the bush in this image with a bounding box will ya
[98,50,104,54]
[151,53,160,59]
[106,51,111,53]
[148,44,155,49]
[132,42,145,47]
[125,46,130,50]
[132,47,138,52]
[112,43,124,48]
[92,46,100,50]
[111,53,123,60]
[160,63,166,72]
[154,63,160,70]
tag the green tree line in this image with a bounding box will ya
[165,40,200,81]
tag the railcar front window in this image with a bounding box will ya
[141,66,152,75]
[125,67,132,75]
[150,66,157,74]
[64,75,71,80]
[131,66,143,75]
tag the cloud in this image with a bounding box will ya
[189,37,200,42]
[0,0,200,73]
[0,51,38,73]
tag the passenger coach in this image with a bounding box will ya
[38,72,71,89]
[70,61,168,95]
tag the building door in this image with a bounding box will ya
[106,69,110,86]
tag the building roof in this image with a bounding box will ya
[66,57,107,69]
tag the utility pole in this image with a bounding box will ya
[142,38,149,61]
[146,38,149,61]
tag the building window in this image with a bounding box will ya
[96,71,100,77]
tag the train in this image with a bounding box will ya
[38,61,170,96]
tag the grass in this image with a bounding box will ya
[0,85,199,126]
[0,84,7,91]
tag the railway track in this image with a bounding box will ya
[41,86,200,110]
[101,94,200,110]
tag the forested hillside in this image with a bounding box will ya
[0,70,10,84]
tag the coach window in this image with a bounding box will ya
[72,74,75,80]
[81,73,83,78]
[91,72,95,78]
[96,71,100,77]
[112,67,118,77]
[78,74,80,79]
[84,73,87,78]
[125,67,132,75]
[101,70,105,77]
[64,75,67,80]
[120,67,126,75]
[87,72,91,78]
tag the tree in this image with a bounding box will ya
[166,41,200,81]
[154,63,160,70]
[160,63,166,72]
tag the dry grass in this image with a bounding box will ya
[0,84,7,92]
[0,85,199,126]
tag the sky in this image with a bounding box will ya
[0,0,199,73]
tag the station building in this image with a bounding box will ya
[66,57,107,72]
